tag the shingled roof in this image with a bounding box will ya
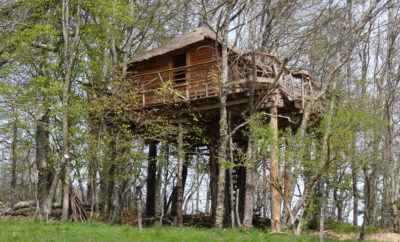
[130,26,219,64]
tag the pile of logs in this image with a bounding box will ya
[0,201,7,215]
[0,190,88,221]
[70,190,88,222]
[1,200,62,218]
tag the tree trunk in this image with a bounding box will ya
[87,113,99,216]
[102,130,117,219]
[283,157,294,225]
[61,0,80,221]
[10,114,18,206]
[43,170,60,221]
[136,186,143,230]
[352,164,358,225]
[109,181,122,224]
[35,113,52,219]
[242,139,255,228]
[319,181,326,242]
[61,0,71,221]
[242,51,258,228]
[209,139,218,219]
[270,92,281,232]
[160,143,169,223]
[333,187,343,222]
[382,0,396,228]
[214,1,235,227]
[195,153,201,214]
[228,137,236,227]
[169,155,189,216]
[175,123,184,226]
[155,147,163,222]
[145,142,157,218]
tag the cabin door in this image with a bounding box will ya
[173,53,187,83]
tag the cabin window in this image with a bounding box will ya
[173,53,186,83]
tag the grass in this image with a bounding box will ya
[0,219,376,242]
[325,220,382,234]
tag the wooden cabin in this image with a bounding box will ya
[127,26,312,114]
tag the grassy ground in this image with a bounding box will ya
[0,219,374,242]
[325,220,381,234]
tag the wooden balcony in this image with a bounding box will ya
[131,60,312,109]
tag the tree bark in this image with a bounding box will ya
[87,112,100,216]
[61,0,81,221]
[242,51,258,228]
[242,140,255,228]
[136,186,143,230]
[214,1,235,227]
[283,159,294,225]
[169,155,189,216]
[319,181,326,242]
[35,113,52,219]
[175,123,184,226]
[209,140,218,219]
[382,0,396,228]
[10,113,18,207]
[109,181,122,224]
[352,164,358,225]
[145,142,157,218]
[155,147,163,221]
[228,137,236,227]
[270,92,281,232]
[160,143,169,223]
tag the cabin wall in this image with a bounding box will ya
[131,39,220,106]
[187,39,219,98]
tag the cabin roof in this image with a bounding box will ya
[130,26,223,64]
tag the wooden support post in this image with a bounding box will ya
[186,52,191,100]
[145,141,158,218]
[209,138,218,219]
[175,123,184,226]
[229,136,236,228]
[270,91,281,233]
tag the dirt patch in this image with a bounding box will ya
[365,233,400,242]
[325,230,400,242]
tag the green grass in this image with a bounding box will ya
[325,220,381,234]
[0,219,373,242]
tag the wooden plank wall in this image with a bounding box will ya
[187,39,219,98]
[131,39,220,107]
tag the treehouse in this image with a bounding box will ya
[127,26,312,121]
[126,27,315,226]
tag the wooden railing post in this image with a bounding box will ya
[186,83,189,99]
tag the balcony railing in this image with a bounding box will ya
[130,58,312,108]
[132,60,219,107]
